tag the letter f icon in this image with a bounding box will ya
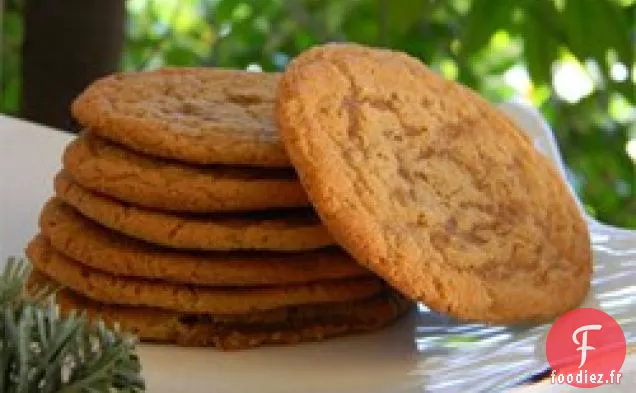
[572,324,602,368]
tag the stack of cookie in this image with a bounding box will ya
[26,68,409,349]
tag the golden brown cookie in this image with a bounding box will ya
[39,199,371,286]
[28,269,409,328]
[63,133,309,212]
[71,68,290,167]
[276,43,591,323]
[54,173,333,251]
[26,235,384,315]
[50,285,411,350]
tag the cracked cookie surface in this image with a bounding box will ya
[27,236,384,315]
[71,68,289,167]
[39,198,371,286]
[276,44,591,323]
[54,172,333,251]
[63,132,309,212]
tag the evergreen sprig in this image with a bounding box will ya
[0,258,145,392]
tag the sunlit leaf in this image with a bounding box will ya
[562,0,633,85]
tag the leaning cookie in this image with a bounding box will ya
[276,43,591,323]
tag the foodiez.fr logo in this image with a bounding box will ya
[546,308,626,387]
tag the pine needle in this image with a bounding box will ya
[0,258,145,392]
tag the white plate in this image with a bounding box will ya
[1,103,634,393]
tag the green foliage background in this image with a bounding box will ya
[2,0,635,227]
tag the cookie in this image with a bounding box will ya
[276,43,591,323]
[63,132,309,212]
[28,269,409,327]
[26,235,384,314]
[54,173,333,251]
[50,285,410,350]
[71,68,290,167]
[39,199,371,286]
